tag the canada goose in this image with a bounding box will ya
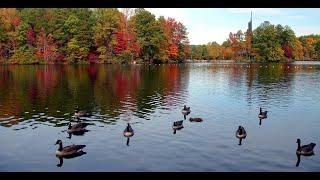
[67,121,89,134]
[235,126,247,145]
[189,117,203,122]
[74,106,92,118]
[55,140,86,157]
[172,120,184,134]
[123,123,134,137]
[173,120,183,130]
[181,105,191,115]
[123,123,134,146]
[296,139,316,156]
[258,107,267,118]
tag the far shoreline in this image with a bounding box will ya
[0,59,319,66]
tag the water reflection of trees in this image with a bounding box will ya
[0,64,189,127]
[209,63,318,106]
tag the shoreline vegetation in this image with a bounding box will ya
[0,8,319,65]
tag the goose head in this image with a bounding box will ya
[310,143,316,148]
[67,123,72,129]
[55,139,62,145]
[296,139,301,144]
[126,123,130,130]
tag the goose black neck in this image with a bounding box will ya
[260,108,262,113]
[58,143,63,151]
[126,124,130,132]
[297,141,301,150]
[238,127,243,135]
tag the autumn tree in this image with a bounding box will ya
[252,21,285,62]
[93,8,120,63]
[0,8,20,62]
[131,8,164,63]
[207,41,221,60]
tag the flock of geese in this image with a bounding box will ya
[54,106,317,168]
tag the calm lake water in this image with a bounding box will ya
[0,62,319,172]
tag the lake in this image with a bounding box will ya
[0,62,319,171]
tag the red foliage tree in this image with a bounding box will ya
[114,31,127,55]
[168,44,178,58]
[26,26,35,45]
[282,44,293,59]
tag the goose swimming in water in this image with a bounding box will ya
[55,140,86,157]
[74,106,92,118]
[189,117,203,122]
[258,107,267,119]
[67,121,90,134]
[172,120,184,134]
[123,123,134,137]
[235,126,247,145]
[296,139,316,156]
[123,123,134,146]
[181,105,191,115]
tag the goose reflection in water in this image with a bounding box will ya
[123,123,134,146]
[258,117,267,126]
[172,120,184,134]
[56,151,87,167]
[295,139,316,167]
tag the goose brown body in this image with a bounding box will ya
[259,107,268,118]
[296,139,316,156]
[181,105,191,115]
[123,123,134,137]
[172,120,183,130]
[67,122,89,134]
[236,126,247,139]
[189,118,203,122]
[55,140,86,157]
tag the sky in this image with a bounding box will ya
[144,8,320,45]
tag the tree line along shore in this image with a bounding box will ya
[0,8,319,65]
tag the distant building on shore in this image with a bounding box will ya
[246,11,253,60]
